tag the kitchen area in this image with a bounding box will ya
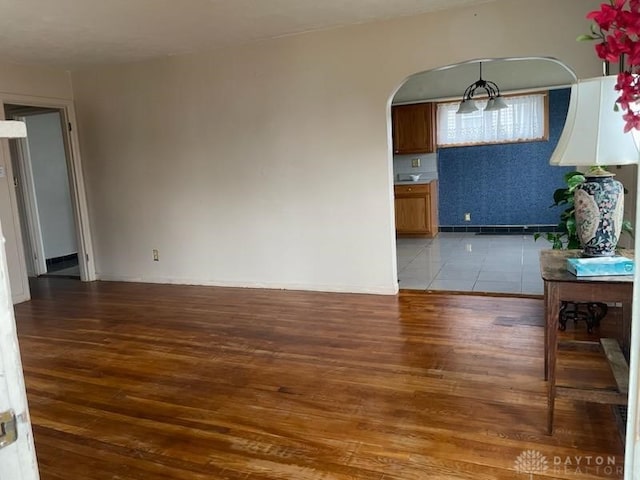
[390,94,559,295]
[391,58,578,294]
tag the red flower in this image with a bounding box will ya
[622,110,640,132]
[628,39,640,65]
[620,10,640,35]
[617,86,639,111]
[586,0,640,131]
[604,29,632,56]
[587,2,622,30]
[615,72,640,112]
[595,41,618,61]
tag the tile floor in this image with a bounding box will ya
[397,232,547,295]
[45,264,80,277]
[42,258,80,279]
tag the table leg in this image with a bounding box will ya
[544,281,549,381]
[622,300,632,361]
[546,283,559,435]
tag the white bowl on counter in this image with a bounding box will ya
[410,174,421,182]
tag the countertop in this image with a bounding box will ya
[394,174,438,185]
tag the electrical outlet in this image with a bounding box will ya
[411,158,421,168]
[464,213,471,222]
[153,249,159,261]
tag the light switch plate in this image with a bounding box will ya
[411,158,421,168]
[0,165,5,178]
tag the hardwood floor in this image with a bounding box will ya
[14,278,625,479]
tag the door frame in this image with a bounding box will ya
[1,94,95,300]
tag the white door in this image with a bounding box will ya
[0,219,39,479]
[10,120,47,277]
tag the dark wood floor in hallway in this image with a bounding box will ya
[14,278,625,479]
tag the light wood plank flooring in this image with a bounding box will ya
[14,278,625,479]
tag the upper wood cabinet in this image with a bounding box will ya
[391,103,436,154]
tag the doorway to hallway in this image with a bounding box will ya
[5,105,80,280]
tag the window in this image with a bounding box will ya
[436,93,547,147]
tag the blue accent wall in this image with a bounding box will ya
[437,88,572,226]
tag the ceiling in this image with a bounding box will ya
[393,58,578,104]
[0,0,495,67]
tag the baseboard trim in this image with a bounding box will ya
[439,225,557,234]
[94,273,399,296]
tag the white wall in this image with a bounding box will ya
[0,62,73,302]
[25,112,77,260]
[71,0,605,294]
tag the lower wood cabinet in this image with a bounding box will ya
[394,181,438,236]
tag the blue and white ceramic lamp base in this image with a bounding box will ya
[573,172,624,257]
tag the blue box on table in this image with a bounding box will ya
[566,256,634,277]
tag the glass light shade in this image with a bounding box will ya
[485,96,508,111]
[456,99,478,114]
[550,75,639,166]
[0,121,26,138]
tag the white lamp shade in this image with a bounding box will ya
[550,75,639,166]
[485,96,508,111]
[0,120,27,138]
[456,99,478,114]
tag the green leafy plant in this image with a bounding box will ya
[534,170,633,249]
[534,171,585,249]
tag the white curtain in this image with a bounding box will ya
[436,93,545,147]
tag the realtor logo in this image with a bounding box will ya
[514,450,549,479]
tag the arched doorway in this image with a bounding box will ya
[390,57,581,295]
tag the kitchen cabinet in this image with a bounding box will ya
[394,181,438,236]
[392,103,436,154]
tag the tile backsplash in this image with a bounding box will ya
[393,153,437,180]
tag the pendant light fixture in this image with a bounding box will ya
[456,62,509,114]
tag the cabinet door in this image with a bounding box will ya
[395,195,429,234]
[394,182,438,236]
[392,103,436,154]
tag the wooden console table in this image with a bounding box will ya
[540,249,633,434]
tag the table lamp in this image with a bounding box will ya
[550,75,639,256]
[549,73,640,472]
